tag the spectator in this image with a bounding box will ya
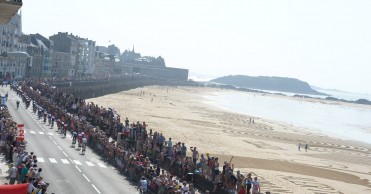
[252,177,260,194]
[8,163,17,184]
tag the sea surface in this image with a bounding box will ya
[204,91,371,144]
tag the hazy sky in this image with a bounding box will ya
[21,0,371,93]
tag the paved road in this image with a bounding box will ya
[1,86,137,194]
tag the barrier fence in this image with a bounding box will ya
[86,132,232,194]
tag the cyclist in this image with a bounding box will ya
[77,132,83,148]
[32,102,37,113]
[16,100,20,109]
[51,115,55,128]
[81,136,87,154]
[38,107,43,119]
[25,98,30,109]
[43,111,47,123]
[72,131,78,147]
[47,113,52,125]
[63,123,67,136]
[59,122,64,133]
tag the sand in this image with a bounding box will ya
[87,86,371,194]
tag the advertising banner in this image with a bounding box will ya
[16,124,25,141]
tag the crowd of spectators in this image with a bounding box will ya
[11,78,265,194]
[0,94,50,194]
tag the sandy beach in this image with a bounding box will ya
[87,86,371,194]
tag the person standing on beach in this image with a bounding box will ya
[158,133,165,151]
[252,177,260,194]
[181,143,187,159]
[305,144,308,152]
[166,138,173,158]
[298,143,301,151]
[244,173,253,194]
[190,147,199,165]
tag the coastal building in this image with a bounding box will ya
[121,47,141,63]
[94,44,122,75]
[96,46,108,54]
[94,51,121,76]
[18,33,53,77]
[0,12,25,79]
[49,32,96,76]
[120,47,188,81]
[107,44,120,57]
[52,51,71,77]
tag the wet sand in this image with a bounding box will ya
[87,86,371,194]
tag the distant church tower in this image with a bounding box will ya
[132,45,135,53]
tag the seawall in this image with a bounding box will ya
[53,76,199,99]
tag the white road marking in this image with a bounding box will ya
[37,157,45,162]
[30,131,36,134]
[97,163,106,168]
[48,136,52,139]
[73,160,82,165]
[49,158,57,163]
[57,146,62,150]
[61,159,70,164]
[62,151,68,157]
[48,132,53,135]
[75,165,82,172]
[85,161,95,167]
[24,131,26,134]
[82,174,91,182]
[53,141,57,145]
[39,132,44,135]
[91,184,101,194]
[68,158,74,163]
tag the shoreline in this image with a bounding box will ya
[202,89,371,145]
[205,82,371,108]
[87,86,371,193]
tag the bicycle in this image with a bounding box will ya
[72,138,76,147]
[81,144,86,155]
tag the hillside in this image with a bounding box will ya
[211,75,326,95]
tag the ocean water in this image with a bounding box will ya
[315,88,371,101]
[204,91,371,144]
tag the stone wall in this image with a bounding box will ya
[53,76,198,99]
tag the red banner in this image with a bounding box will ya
[16,124,25,141]
[0,183,28,194]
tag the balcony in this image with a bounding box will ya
[0,0,23,24]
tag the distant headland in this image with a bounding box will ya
[210,75,326,95]
[199,75,371,106]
